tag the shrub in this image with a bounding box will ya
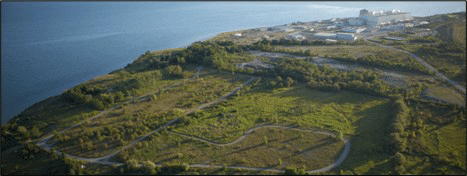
[125,159,140,171]
[165,65,183,77]
[284,166,307,175]
[337,131,344,141]
[394,152,406,165]
[143,160,157,174]
[17,126,30,140]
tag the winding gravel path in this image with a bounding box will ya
[34,75,351,173]
[35,76,259,164]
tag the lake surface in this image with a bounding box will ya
[1,2,465,124]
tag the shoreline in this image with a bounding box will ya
[1,23,282,126]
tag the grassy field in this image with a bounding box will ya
[331,96,393,175]
[119,80,395,174]
[452,22,466,48]
[175,82,390,142]
[396,19,466,83]
[398,43,466,83]
[423,85,465,106]
[51,71,250,158]
[401,101,466,175]
[126,127,345,170]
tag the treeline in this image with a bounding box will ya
[62,70,164,110]
[249,39,434,75]
[123,40,247,74]
[387,96,410,174]
[121,40,411,98]
[271,58,401,97]
[408,35,439,43]
[386,97,467,174]
[332,55,434,75]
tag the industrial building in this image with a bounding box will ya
[312,32,356,41]
[313,32,337,39]
[287,34,306,40]
[336,33,356,40]
[351,9,413,26]
[341,27,367,33]
[348,17,365,26]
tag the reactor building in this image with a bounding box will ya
[349,9,413,26]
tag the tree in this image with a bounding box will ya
[126,159,140,171]
[143,160,157,174]
[92,100,105,110]
[166,65,183,77]
[337,131,344,141]
[69,168,76,175]
[263,135,268,144]
[394,152,406,165]
[17,126,30,140]
[304,49,313,56]
[286,77,295,87]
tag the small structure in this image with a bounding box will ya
[385,36,405,41]
[416,21,429,26]
[325,39,338,43]
[341,27,366,33]
[380,23,405,31]
[336,33,356,40]
[336,22,345,27]
[293,26,308,30]
[287,34,306,40]
[326,25,337,30]
[233,33,242,37]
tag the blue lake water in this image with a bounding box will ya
[1,2,465,124]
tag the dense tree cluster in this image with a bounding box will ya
[332,55,434,75]
[271,58,399,97]
[62,70,162,111]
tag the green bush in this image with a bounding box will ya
[125,159,140,171]
[143,160,157,174]
[284,166,307,175]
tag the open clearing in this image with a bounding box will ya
[50,72,251,158]
[128,126,345,170]
[175,84,390,142]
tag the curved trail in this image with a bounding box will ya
[168,125,350,173]
[35,76,258,163]
[34,75,351,173]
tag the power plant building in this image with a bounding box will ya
[352,9,413,26]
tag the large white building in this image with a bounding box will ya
[352,9,413,26]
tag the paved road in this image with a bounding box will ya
[364,38,466,95]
